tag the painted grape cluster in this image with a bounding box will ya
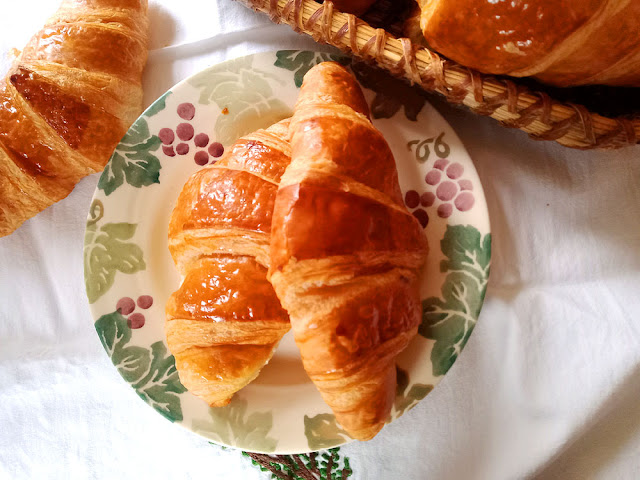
[116,295,154,329]
[405,133,475,225]
[158,102,224,165]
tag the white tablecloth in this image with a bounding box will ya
[1,1,640,479]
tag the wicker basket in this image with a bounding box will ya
[238,0,640,149]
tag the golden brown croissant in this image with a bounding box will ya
[166,119,292,407]
[269,63,428,440]
[0,0,149,237]
[414,0,640,87]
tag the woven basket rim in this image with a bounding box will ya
[238,0,639,150]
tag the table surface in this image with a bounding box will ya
[1,1,640,479]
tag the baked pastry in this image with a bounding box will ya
[332,0,377,15]
[166,119,292,407]
[413,0,640,87]
[269,62,428,440]
[0,0,149,237]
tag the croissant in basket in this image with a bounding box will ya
[166,120,291,407]
[332,0,377,15]
[413,0,640,87]
[269,62,429,440]
[0,0,149,237]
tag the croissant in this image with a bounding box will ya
[414,0,640,87]
[269,63,428,440]
[0,0,149,237]
[332,0,377,15]
[166,119,292,407]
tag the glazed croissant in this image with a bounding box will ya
[269,63,428,440]
[414,0,640,87]
[166,120,292,407]
[0,0,149,237]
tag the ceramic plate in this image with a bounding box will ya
[84,50,491,454]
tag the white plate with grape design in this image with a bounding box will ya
[83,50,491,454]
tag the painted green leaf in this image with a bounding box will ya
[95,311,149,385]
[98,118,162,196]
[440,224,492,279]
[94,311,186,422]
[145,90,172,118]
[393,366,433,418]
[407,384,433,403]
[84,217,146,304]
[114,344,150,384]
[188,56,290,145]
[303,414,351,451]
[274,50,350,87]
[214,96,288,147]
[122,116,152,145]
[420,225,491,376]
[193,396,278,453]
[350,61,428,121]
[134,341,187,422]
[189,56,252,105]
[95,311,131,357]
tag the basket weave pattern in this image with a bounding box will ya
[239,0,639,149]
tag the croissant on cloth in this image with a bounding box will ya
[413,0,640,87]
[0,0,149,237]
[166,119,292,407]
[269,62,428,440]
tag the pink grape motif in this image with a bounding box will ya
[455,191,475,211]
[176,123,194,141]
[412,208,429,228]
[436,181,458,201]
[404,162,476,219]
[446,162,464,179]
[128,313,145,329]
[404,190,429,228]
[405,133,475,219]
[194,133,209,147]
[137,295,153,309]
[208,142,224,157]
[404,190,420,209]
[177,103,195,120]
[459,179,473,191]
[425,159,475,217]
[116,297,135,316]
[438,203,453,218]
[157,102,225,165]
[425,170,441,186]
[424,159,475,217]
[421,192,435,207]
[433,158,449,171]
[116,295,154,329]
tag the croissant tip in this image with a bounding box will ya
[346,422,385,442]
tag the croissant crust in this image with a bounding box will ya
[0,0,149,237]
[166,119,292,407]
[269,62,428,440]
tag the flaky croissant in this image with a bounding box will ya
[414,0,640,87]
[0,0,149,237]
[166,120,292,407]
[269,63,428,440]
